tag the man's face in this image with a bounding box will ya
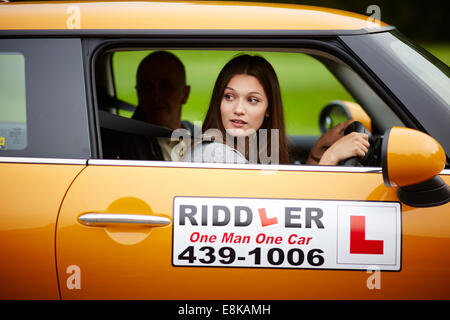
[137,60,188,130]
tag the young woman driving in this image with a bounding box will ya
[182,54,369,165]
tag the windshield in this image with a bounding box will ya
[340,31,450,157]
[376,32,450,107]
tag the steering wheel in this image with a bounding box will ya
[339,121,373,167]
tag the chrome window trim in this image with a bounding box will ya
[87,159,450,175]
[88,159,382,173]
[1,157,448,175]
[0,157,87,165]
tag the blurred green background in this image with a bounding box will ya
[0,54,26,123]
[113,50,356,135]
[238,0,449,43]
[114,45,449,136]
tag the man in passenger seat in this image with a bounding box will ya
[132,50,192,161]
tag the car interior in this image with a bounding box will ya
[94,47,406,166]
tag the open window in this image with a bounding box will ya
[93,45,405,165]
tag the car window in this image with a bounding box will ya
[340,32,450,157]
[0,53,27,150]
[389,37,450,106]
[96,47,403,165]
[112,50,354,136]
[0,39,91,159]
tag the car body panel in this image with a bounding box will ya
[0,160,86,299]
[1,0,448,301]
[0,1,387,31]
[56,162,450,299]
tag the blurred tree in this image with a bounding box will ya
[232,0,449,42]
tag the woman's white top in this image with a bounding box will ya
[181,141,248,164]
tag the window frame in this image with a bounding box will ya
[0,38,92,159]
[340,31,450,158]
[83,33,422,169]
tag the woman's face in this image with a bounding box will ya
[220,74,269,137]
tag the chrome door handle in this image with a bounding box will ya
[78,213,170,227]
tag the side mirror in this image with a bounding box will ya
[319,100,372,134]
[381,127,450,207]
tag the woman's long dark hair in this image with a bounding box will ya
[203,54,290,164]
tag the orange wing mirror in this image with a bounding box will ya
[381,127,450,207]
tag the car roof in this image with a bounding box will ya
[0,0,389,32]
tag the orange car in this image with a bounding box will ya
[0,1,449,300]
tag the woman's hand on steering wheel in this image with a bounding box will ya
[307,119,355,164]
[319,131,370,165]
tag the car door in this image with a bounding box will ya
[56,38,450,300]
[55,162,450,299]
